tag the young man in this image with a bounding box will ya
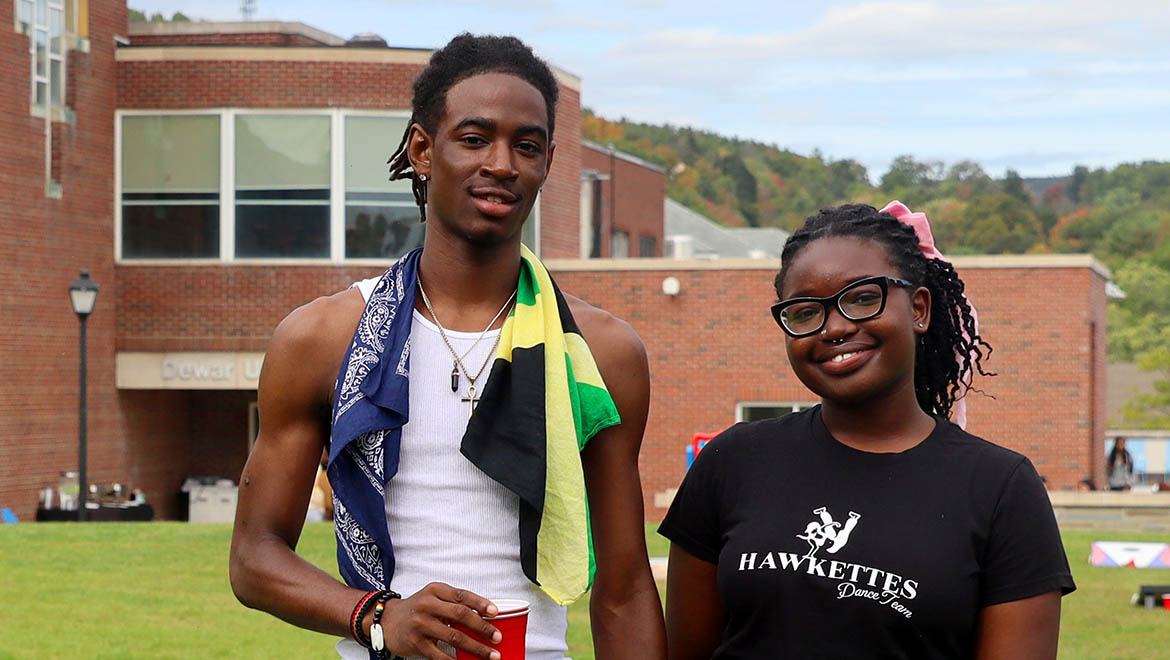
[229,34,666,660]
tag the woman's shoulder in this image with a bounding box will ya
[930,419,1033,475]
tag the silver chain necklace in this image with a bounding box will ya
[418,278,516,418]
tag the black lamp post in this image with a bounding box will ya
[68,270,99,521]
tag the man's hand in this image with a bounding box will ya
[371,583,504,660]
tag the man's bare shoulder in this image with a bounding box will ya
[563,292,646,367]
[264,287,366,401]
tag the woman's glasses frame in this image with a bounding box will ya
[771,275,915,338]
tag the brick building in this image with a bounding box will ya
[580,141,665,258]
[1,7,1110,523]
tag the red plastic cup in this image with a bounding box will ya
[453,599,529,660]
[1163,594,1170,611]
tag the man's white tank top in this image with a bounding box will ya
[336,277,569,660]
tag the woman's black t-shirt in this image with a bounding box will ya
[658,407,1075,659]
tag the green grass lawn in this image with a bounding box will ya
[0,523,1165,658]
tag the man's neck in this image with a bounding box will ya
[415,233,523,332]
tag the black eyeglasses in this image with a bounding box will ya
[771,276,915,338]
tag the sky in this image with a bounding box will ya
[130,0,1170,181]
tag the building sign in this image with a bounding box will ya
[116,352,265,390]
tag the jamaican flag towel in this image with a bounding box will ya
[328,244,620,607]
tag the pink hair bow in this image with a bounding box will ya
[879,200,977,429]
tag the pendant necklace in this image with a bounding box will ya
[418,278,516,418]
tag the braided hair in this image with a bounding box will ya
[386,33,560,222]
[775,203,993,419]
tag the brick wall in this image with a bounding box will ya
[116,50,583,258]
[540,86,581,258]
[0,0,126,522]
[581,145,665,257]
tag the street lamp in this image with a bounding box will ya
[68,270,98,521]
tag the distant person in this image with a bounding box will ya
[305,452,333,523]
[660,203,1075,659]
[1107,436,1134,491]
[1077,477,1097,492]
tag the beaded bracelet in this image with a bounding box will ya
[370,589,402,660]
[350,590,383,648]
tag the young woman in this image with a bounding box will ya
[659,203,1075,659]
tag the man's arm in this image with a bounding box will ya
[574,300,667,660]
[230,292,507,660]
[229,293,368,637]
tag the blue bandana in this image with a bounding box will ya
[327,249,418,592]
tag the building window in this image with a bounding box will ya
[121,115,220,258]
[611,230,629,258]
[736,402,815,423]
[638,236,657,257]
[343,115,424,259]
[19,0,66,112]
[235,114,331,258]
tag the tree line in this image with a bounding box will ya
[582,112,1170,427]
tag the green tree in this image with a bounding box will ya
[1001,169,1030,204]
[956,194,1043,253]
[1069,165,1089,204]
[1107,259,1170,361]
[1120,349,1170,429]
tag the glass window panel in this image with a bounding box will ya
[19,0,34,31]
[50,59,63,106]
[345,116,410,193]
[35,30,47,76]
[122,205,219,259]
[122,115,220,192]
[236,205,330,258]
[36,0,46,25]
[121,115,221,259]
[610,230,629,258]
[638,236,656,257]
[49,8,63,53]
[236,115,330,190]
[345,205,424,259]
[34,81,47,107]
[741,406,798,423]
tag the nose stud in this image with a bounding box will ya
[820,329,827,335]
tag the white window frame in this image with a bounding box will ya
[116,108,429,265]
[735,401,816,423]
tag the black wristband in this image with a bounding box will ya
[370,589,402,660]
[353,589,385,648]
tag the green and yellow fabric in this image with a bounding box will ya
[462,244,621,605]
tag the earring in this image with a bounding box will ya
[418,174,428,183]
[917,322,925,328]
